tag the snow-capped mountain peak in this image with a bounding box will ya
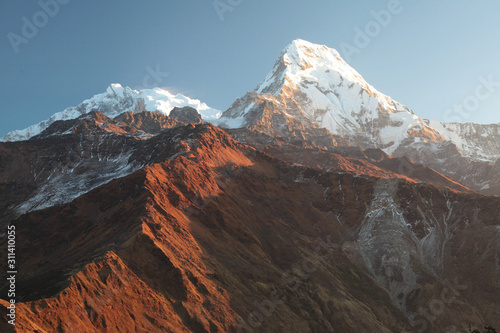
[258,39,364,93]
[220,39,500,165]
[1,84,222,142]
[256,39,404,111]
[224,39,434,153]
[106,83,129,98]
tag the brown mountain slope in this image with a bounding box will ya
[0,111,206,226]
[1,122,499,332]
[227,128,476,195]
[0,109,475,231]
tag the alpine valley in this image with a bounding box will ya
[1,39,499,332]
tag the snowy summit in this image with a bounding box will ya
[1,84,222,142]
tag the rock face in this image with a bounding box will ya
[170,106,204,124]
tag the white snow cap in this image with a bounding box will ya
[1,84,222,142]
[229,38,418,153]
[257,38,408,113]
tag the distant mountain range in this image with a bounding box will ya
[1,39,499,332]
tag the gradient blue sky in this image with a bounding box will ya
[1,0,500,137]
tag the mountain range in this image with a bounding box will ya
[1,39,499,332]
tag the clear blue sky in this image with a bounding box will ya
[1,0,500,137]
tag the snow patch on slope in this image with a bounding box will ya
[17,152,141,214]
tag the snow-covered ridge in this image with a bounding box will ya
[425,119,500,161]
[1,83,222,142]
